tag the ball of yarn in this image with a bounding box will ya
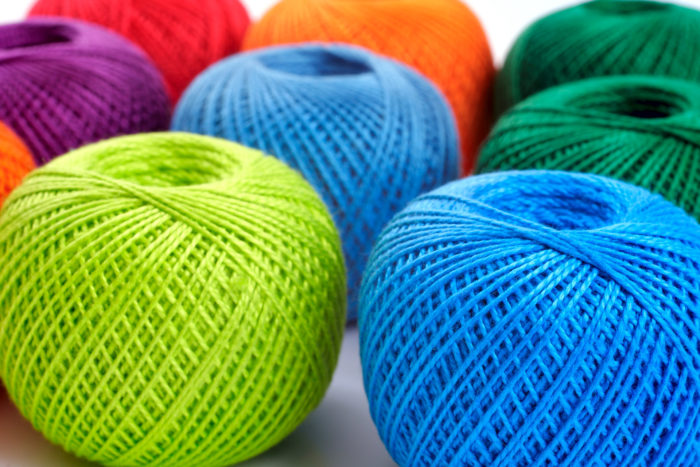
[0,122,34,206]
[0,18,170,165]
[173,44,459,318]
[243,0,493,173]
[497,0,700,111]
[0,133,346,467]
[30,0,250,102]
[479,75,700,221]
[359,170,700,466]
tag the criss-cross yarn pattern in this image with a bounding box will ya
[243,0,493,173]
[0,122,34,206]
[0,133,346,467]
[479,75,700,221]
[497,0,700,111]
[359,171,700,466]
[173,44,459,319]
[30,0,251,102]
[0,18,170,165]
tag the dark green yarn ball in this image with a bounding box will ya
[479,75,700,220]
[497,0,700,112]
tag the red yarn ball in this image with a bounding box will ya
[29,0,250,102]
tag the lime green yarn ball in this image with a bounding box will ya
[0,133,346,466]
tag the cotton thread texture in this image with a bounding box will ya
[0,18,170,165]
[497,0,700,111]
[173,44,459,319]
[479,75,700,221]
[30,0,251,102]
[243,0,493,173]
[359,171,700,466]
[0,133,346,467]
[0,122,34,206]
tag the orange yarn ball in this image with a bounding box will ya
[244,0,494,174]
[0,122,34,206]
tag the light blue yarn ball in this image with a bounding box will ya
[172,43,459,319]
[359,170,700,466]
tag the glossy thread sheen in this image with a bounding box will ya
[497,0,700,111]
[30,0,251,102]
[0,133,346,467]
[173,44,459,319]
[480,75,700,221]
[0,18,170,165]
[359,170,700,466]
[244,0,494,173]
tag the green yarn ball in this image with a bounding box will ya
[479,75,700,220]
[0,133,346,466]
[497,0,700,111]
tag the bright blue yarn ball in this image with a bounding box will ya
[172,43,459,319]
[359,170,700,466]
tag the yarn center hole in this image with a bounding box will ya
[258,49,372,77]
[572,88,686,119]
[487,185,621,231]
[524,196,618,230]
[0,24,74,50]
[585,1,670,14]
[74,145,241,188]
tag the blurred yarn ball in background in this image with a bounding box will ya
[0,122,33,206]
[0,133,346,467]
[244,0,493,173]
[360,170,700,466]
[173,44,459,319]
[29,0,251,102]
[480,75,700,220]
[497,0,700,111]
[0,18,170,165]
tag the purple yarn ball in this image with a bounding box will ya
[0,18,170,165]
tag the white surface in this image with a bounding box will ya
[3,1,700,466]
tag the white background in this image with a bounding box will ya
[2,1,700,466]
[6,0,700,63]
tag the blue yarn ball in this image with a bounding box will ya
[359,170,700,466]
[172,43,459,318]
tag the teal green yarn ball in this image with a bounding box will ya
[497,0,700,111]
[479,75,700,221]
[0,133,346,466]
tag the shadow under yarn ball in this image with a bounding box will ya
[0,18,170,165]
[496,0,700,112]
[30,0,251,102]
[0,122,34,206]
[359,171,700,466]
[244,0,494,173]
[479,75,700,221]
[0,133,346,467]
[173,44,459,319]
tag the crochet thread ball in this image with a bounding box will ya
[359,170,700,466]
[30,0,251,102]
[497,0,700,111]
[0,122,34,206]
[173,44,459,319]
[244,0,493,173]
[0,18,170,165]
[0,133,346,467]
[479,75,700,221]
